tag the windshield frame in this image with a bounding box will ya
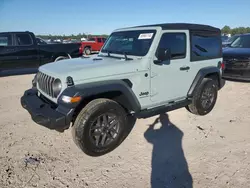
[100,29,157,57]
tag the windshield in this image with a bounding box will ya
[230,35,250,48]
[227,35,238,43]
[101,30,156,56]
[221,36,228,42]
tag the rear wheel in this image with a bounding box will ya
[186,78,218,115]
[84,47,91,55]
[71,98,135,156]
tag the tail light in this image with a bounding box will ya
[218,61,225,70]
[221,61,225,70]
[79,45,83,55]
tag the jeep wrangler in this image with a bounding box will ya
[21,23,225,156]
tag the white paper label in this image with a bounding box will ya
[138,33,154,40]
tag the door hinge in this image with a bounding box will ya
[150,89,158,97]
[151,72,158,78]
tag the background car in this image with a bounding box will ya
[222,33,250,80]
[222,34,240,48]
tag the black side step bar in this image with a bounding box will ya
[135,99,191,119]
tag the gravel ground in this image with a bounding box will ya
[0,74,250,188]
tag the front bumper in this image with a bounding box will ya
[21,88,74,130]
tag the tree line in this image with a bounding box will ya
[36,33,109,40]
[37,26,250,39]
[221,26,250,35]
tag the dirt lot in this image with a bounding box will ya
[0,74,250,188]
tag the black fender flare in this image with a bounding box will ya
[58,80,141,113]
[187,66,224,97]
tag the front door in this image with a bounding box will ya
[150,31,197,106]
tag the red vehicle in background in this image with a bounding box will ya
[81,37,106,55]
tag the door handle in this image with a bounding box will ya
[180,66,190,71]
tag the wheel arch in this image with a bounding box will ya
[187,66,222,97]
[52,53,71,61]
[59,80,141,123]
[84,45,91,50]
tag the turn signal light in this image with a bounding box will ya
[62,96,81,103]
[71,96,82,103]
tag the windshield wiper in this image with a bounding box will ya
[99,50,123,60]
[117,51,133,60]
[123,52,128,60]
[98,49,112,57]
[107,50,111,57]
[100,50,133,60]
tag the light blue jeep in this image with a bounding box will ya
[21,23,225,156]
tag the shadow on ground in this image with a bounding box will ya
[144,113,193,188]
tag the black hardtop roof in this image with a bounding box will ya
[130,23,221,32]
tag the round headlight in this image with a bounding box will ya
[52,78,62,97]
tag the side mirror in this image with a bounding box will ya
[154,48,171,64]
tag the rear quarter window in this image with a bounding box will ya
[191,32,222,61]
[15,33,33,46]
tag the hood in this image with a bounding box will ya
[39,55,145,82]
[223,47,250,59]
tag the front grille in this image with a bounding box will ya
[37,71,56,98]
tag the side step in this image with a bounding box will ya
[135,99,191,119]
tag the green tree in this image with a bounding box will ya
[246,27,250,33]
[221,25,231,34]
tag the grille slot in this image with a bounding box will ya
[37,71,56,98]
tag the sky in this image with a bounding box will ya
[0,0,250,35]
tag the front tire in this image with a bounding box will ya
[71,98,133,156]
[186,78,218,116]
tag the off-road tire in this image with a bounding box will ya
[84,47,91,55]
[71,98,134,156]
[186,78,218,116]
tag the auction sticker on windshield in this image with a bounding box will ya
[138,33,154,40]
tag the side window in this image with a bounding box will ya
[88,38,95,42]
[97,38,102,43]
[16,33,33,46]
[0,34,12,46]
[191,34,221,61]
[158,33,186,59]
